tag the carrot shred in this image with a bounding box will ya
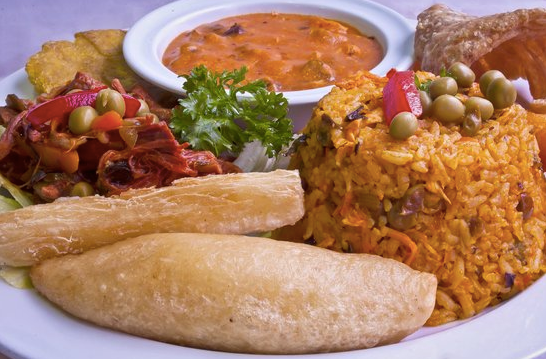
[386,227,418,266]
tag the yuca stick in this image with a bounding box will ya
[0,170,304,266]
[30,233,437,354]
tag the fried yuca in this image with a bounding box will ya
[0,170,304,266]
[30,232,437,354]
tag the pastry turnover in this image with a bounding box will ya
[31,232,437,354]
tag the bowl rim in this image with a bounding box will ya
[123,0,415,105]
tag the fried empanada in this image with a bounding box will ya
[31,232,437,354]
[0,170,304,266]
[415,4,546,101]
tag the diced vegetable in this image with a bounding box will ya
[27,88,140,128]
[91,110,123,132]
[31,143,79,174]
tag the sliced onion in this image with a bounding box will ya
[234,140,291,173]
[119,127,139,149]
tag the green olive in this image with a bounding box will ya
[465,96,494,121]
[68,106,98,135]
[429,77,458,99]
[431,94,465,124]
[354,190,384,220]
[448,62,475,88]
[70,181,95,197]
[486,77,517,109]
[95,89,126,117]
[136,99,150,117]
[461,111,482,137]
[479,70,505,96]
[387,200,417,230]
[389,112,418,140]
[419,90,433,117]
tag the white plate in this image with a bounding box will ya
[123,0,415,106]
[1,69,546,359]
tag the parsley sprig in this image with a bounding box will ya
[415,66,455,92]
[170,65,293,158]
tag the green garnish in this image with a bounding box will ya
[170,65,293,158]
[439,66,456,79]
[414,74,431,92]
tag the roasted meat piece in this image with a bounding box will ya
[415,4,546,104]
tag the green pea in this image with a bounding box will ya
[429,77,458,99]
[448,62,475,88]
[419,90,433,117]
[479,70,505,96]
[68,106,98,135]
[465,97,494,121]
[431,94,465,124]
[70,181,95,197]
[389,112,419,140]
[95,89,126,117]
[486,77,517,109]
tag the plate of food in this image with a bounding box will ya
[1,1,546,359]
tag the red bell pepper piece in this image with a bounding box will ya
[27,88,141,128]
[382,69,422,126]
[91,111,123,132]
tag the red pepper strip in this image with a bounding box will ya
[120,94,141,117]
[91,110,123,132]
[27,88,141,127]
[382,69,422,126]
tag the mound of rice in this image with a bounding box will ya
[275,71,546,325]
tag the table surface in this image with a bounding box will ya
[0,0,545,358]
[1,0,544,82]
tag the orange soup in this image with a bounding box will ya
[162,13,384,91]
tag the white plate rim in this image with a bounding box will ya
[0,69,545,359]
[122,0,415,105]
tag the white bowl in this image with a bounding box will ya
[123,0,415,130]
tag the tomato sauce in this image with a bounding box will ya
[162,13,384,91]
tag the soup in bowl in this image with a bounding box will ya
[123,0,415,128]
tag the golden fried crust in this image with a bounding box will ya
[30,233,437,354]
[415,4,546,100]
[25,29,140,94]
[0,170,304,266]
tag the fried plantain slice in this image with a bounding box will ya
[25,29,140,94]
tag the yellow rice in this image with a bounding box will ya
[275,71,546,325]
